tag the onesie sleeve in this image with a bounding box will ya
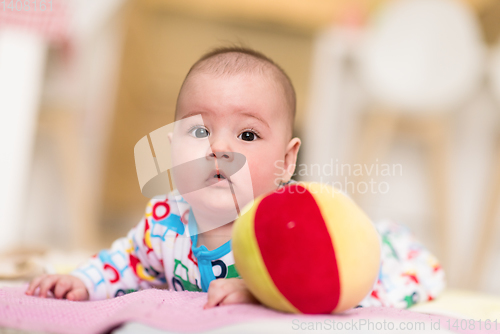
[70,195,174,300]
[357,220,446,308]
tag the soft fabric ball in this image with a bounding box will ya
[232,182,381,314]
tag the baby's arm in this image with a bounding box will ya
[26,197,169,301]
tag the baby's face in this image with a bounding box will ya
[172,71,294,221]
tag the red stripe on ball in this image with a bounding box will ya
[254,184,340,313]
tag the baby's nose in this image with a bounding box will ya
[206,137,233,161]
[207,151,234,162]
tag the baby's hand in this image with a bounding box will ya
[25,274,89,301]
[204,278,259,309]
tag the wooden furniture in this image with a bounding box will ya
[470,141,500,288]
[469,42,500,288]
[353,111,452,265]
[355,0,484,269]
[37,109,101,250]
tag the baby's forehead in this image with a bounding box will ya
[184,69,291,109]
[176,52,295,135]
[187,66,282,92]
[179,73,287,119]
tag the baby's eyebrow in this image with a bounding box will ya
[240,112,270,129]
[180,111,206,120]
[181,111,270,129]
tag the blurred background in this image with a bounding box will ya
[1,0,500,296]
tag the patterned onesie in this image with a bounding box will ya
[70,188,445,308]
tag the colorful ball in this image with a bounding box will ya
[232,182,381,314]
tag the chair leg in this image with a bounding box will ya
[469,142,500,289]
[353,112,452,272]
[422,116,452,270]
[351,110,399,202]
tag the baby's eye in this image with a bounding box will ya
[239,131,259,142]
[189,127,210,138]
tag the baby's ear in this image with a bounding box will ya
[283,137,301,181]
[167,132,173,143]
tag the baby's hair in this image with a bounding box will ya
[175,46,296,136]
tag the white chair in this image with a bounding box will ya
[355,0,485,267]
[470,41,500,288]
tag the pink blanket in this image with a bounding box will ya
[0,286,490,333]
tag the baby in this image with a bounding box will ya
[26,47,445,309]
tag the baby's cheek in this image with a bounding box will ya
[247,159,282,198]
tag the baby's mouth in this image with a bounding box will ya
[207,169,231,183]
